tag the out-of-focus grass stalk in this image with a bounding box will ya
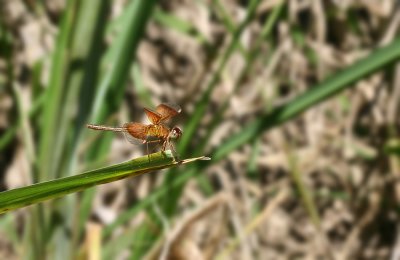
[196,1,284,155]
[285,146,336,260]
[0,23,17,150]
[153,8,209,45]
[178,0,262,154]
[66,2,159,258]
[212,36,400,161]
[159,0,262,219]
[37,0,77,181]
[30,1,79,257]
[106,35,400,239]
[285,146,321,227]
[88,0,158,125]
[0,90,44,151]
[216,188,289,260]
[212,0,247,56]
[75,0,158,254]
[159,0,280,218]
[131,62,154,108]
[64,1,110,255]
[5,0,158,258]
[190,2,284,194]
[247,138,262,178]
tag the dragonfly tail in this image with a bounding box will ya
[86,124,125,132]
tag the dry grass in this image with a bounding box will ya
[1,0,400,259]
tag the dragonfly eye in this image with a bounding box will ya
[170,126,182,139]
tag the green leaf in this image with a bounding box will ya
[0,151,208,214]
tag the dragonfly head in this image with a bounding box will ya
[169,126,182,140]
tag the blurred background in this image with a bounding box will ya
[1,0,400,259]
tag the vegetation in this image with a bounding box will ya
[1,1,399,259]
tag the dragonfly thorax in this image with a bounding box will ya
[147,124,170,139]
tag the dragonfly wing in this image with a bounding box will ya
[156,103,181,122]
[123,122,148,145]
[144,108,163,124]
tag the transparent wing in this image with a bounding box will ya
[123,131,144,145]
[123,122,147,145]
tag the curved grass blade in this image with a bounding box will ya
[0,151,207,214]
[124,33,400,257]
[212,35,400,161]
[104,35,400,242]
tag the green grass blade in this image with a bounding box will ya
[195,2,284,155]
[102,228,137,259]
[0,151,207,214]
[89,0,158,124]
[211,0,247,56]
[84,0,157,164]
[178,0,261,154]
[247,137,261,178]
[153,8,209,45]
[286,147,320,227]
[0,21,15,149]
[131,62,154,107]
[158,0,265,218]
[212,36,400,161]
[38,0,78,181]
[55,1,111,256]
[77,0,158,243]
[212,0,235,32]
[0,91,44,151]
[62,0,110,173]
[157,0,262,219]
[131,34,400,234]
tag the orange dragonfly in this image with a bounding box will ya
[87,103,182,158]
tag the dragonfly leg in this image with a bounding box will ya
[161,140,167,152]
[169,142,179,162]
[144,138,163,161]
[146,142,150,162]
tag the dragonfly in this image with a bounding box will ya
[87,103,182,159]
